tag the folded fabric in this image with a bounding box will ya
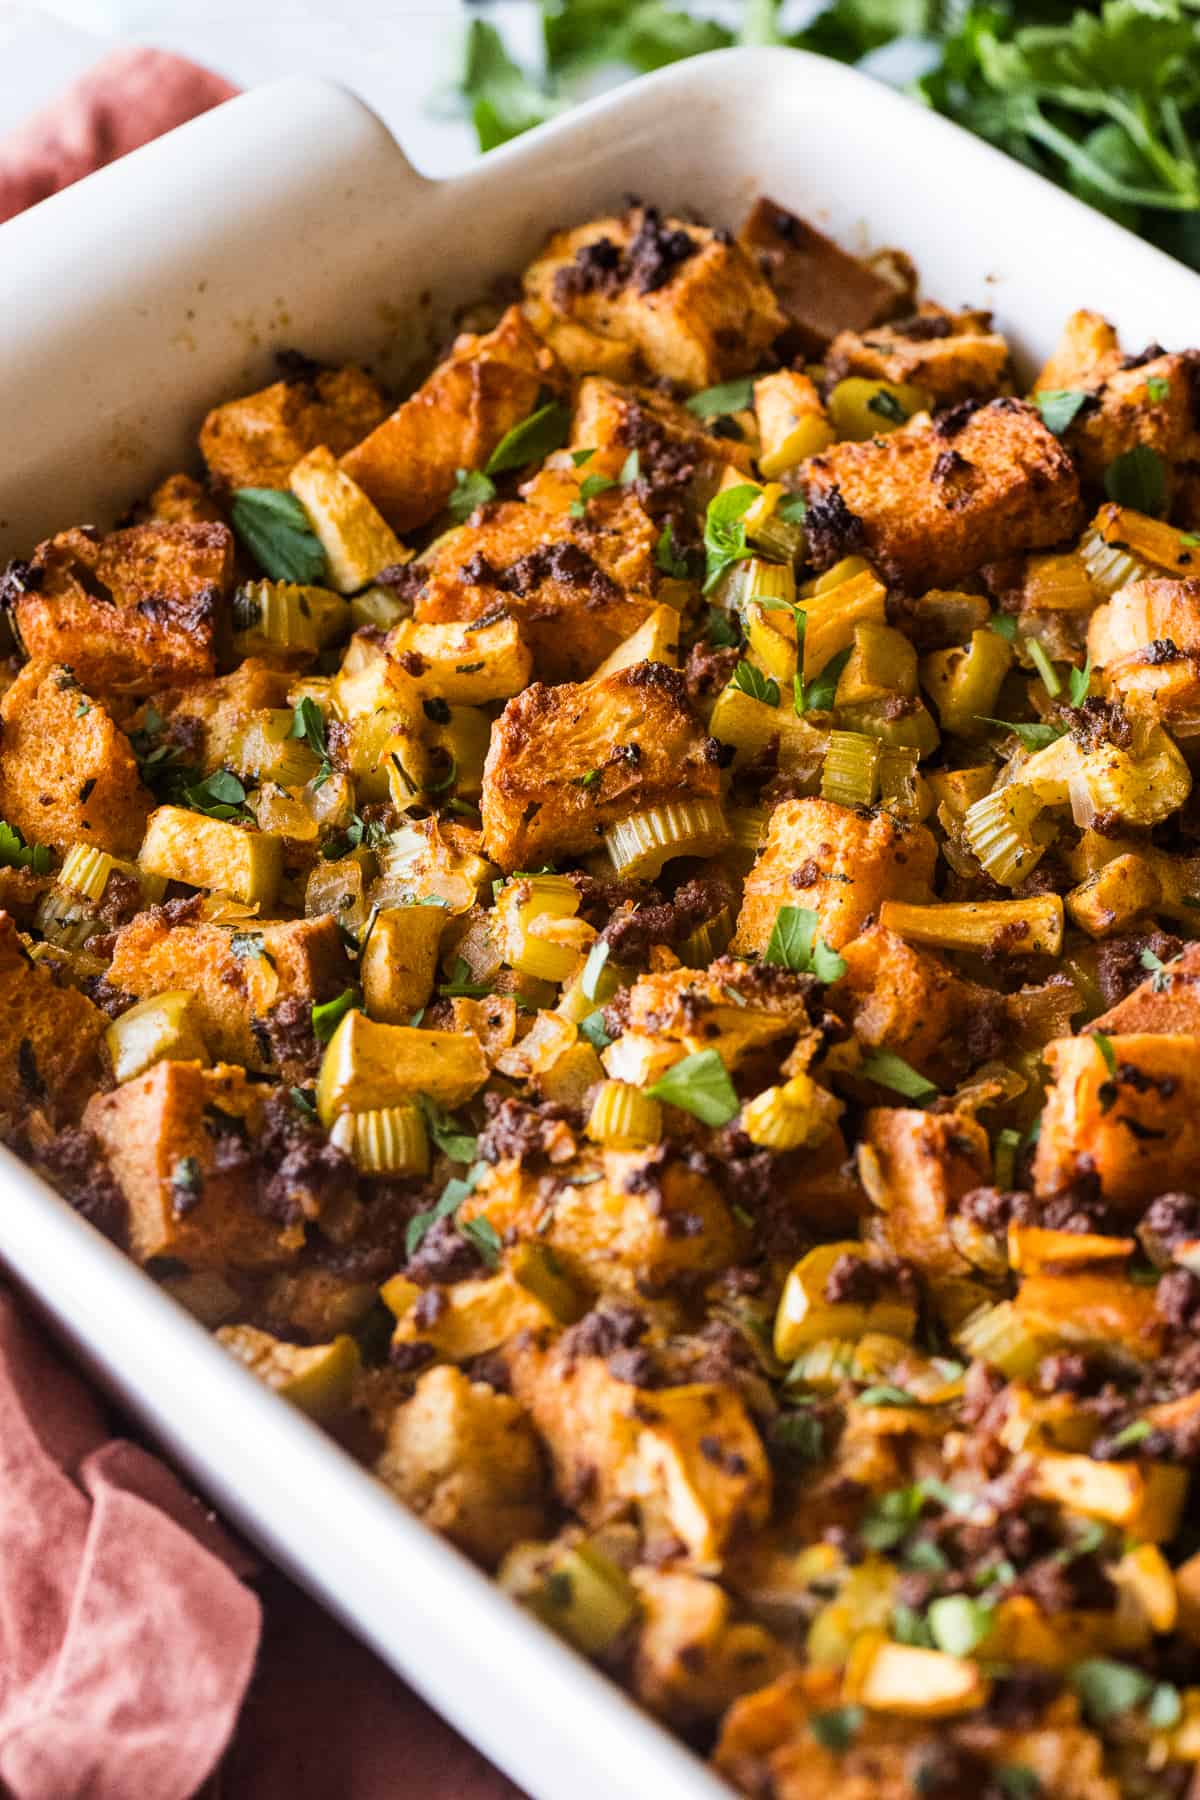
[0,1290,260,1800]
[0,47,239,224]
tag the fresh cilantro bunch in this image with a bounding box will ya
[452,0,1200,270]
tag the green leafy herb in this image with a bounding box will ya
[857,1384,919,1408]
[579,1009,613,1052]
[1069,1657,1155,1724]
[230,487,327,584]
[978,717,1067,752]
[773,1410,824,1460]
[572,768,601,790]
[763,904,847,982]
[808,1704,863,1753]
[1148,1681,1183,1728]
[419,1095,478,1165]
[311,987,360,1045]
[1025,636,1062,698]
[289,1086,318,1120]
[1105,1417,1153,1452]
[892,1601,934,1646]
[438,956,493,1000]
[707,605,740,648]
[776,494,807,524]
[800,646,851,713]
[731,660,780,706]
[289,694,333,786]
[459,1214,502,1269]
[860,1047,939,1102]
[1140,946,1172,992]
[646,1048,739,1127]
[703,484,759,594]
[1093,1030,1118,1075]
[581,939,610,1002]
[570,471,620,517]
[988,612,1018,642]
[1068,657,1093,705]
[485,400,571,475]
[867,386,908,423]
[686,376,755,418]
[405,1164,484,1258]
[1033,389,1089,435]
[997,1767,1042,1800]
[927,1593,993,1656]
[75,696,91,717]
[181,767,252,821]
[655,521,691,579]
[860,1484,927,1551]
[457,18,560,151]
[0,820,52,876]
[448,467,497,522]
[1105,445,1167,515]
[1147,375,1171,402]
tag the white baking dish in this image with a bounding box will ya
[2,45,1200,1799]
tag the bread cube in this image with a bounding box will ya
[1089,940,1200,1035]
[375,1365,547,1568]
[859,1107,990,1281]
[82,1060,299,1268]
[1036,311,1200,492]
[481,664,721,872]
[142,658,292,771]
[315,1008,488,1124]
[412,499,657,683]
[825,305,1011,406]
[523,204,785,388]
[734,799,936,955]
[107,912,351,1082]
[737,197,905,355]
[0,911,105,1121]
[341,307,555,532]
[138,806,283,908]
[145,473,225,526]
[0,661,153,854]
[14,521,233,695]
[359,903,446,1022]
[287,446,407,593]
[802,399,1081,592]
[1034,1032,1200,1212]
[569,374,755,494]
[200,360,387,491]
[832,924,989,1079]
[631,1570,786,1726]
[386,614,532,703]
[1088,576,1200,719]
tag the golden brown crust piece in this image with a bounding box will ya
[200,362,388,492]
[802,398,1082,592]
[737,197,906,357]
[15,521,234,696]
[0,910,105,1122]
[0,661,153,854]
[824,304,1012,406]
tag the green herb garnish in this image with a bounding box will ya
[485,400,571,475]
[230,487,326,584]
[646,1048,739,1127]
[763,904,847,983]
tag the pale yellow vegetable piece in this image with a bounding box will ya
[879,895,1064,957]
[329,1103,429,1175]
[217,1323,360,1422]
[1030,1451,1188,1542]
[104,990,210,1083]
[586,1080,663,1148]
[387,616,532,703]
[289,445,407,594]
[587,606,681,682]
[774,1243,916,1361]
[316,1008,488,1126]
[844,1633,989,1717]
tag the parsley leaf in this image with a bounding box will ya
[485,400,571,475]
[289,694,333,786]
[777,494,807,524]
[860,1047,939,1102]
[731,660,779,706]
[1033,389,1089,435]
[997,1768,1041,1799]
[230,488,326,585]
[646,1048,739,1126]
[181,767,252,821]
[988,611,1018,642]
[1093,1030,1118,1076]
[579,1009,613,1051]
[311,987,360,1045]
[438,955,493,999]
[763,905,847,982]
[686,376,754,418]
[703,484,760,594]
[1105,444,1167,515]
[419,1095,477,1165]
[655,521,691,579]
[808,1704,863,1753]
[459,1214,502,1269]
[867,386,908,423]
[927,1593,993,1656]
[978,717,1067,752]
[1068,656,1092,706]
[448,467,496,522]
[1147,374,1171,403]
[289,1086,318,1120]
[405,1165,484,1258]
[707,605,740,648]
[857,1384,919,1408]
[458,17,559,151]
[1069,1657,1155,1724]
[0,820,52,876]
[800,647,851,713]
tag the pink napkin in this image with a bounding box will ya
[0,50,529,1799]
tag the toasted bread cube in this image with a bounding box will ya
[569,375,754,492]
[737,198,904,355]
[825,305,1011,407]
[1066,853,1163,938]
[0,662,153,855]
[287,446,407,593]
[138,806,283,907]
[628,1383,772,1565]
[375,1364,547,1568]
[631,1570,786,1727]
[412,499,657,683]
[146,473,225,526]
[1036,307,1120,392]
[524,204,785,388]
[82,1060,299,1268]
[833,924,991,1079]
[734,799,936,955]
[341,307,555,532]
[385,614,533,702]
[505,1338,640,1525]
[315,1008,488,1124]
[1088,576,1200,718]
[859,1107,991,1281]
[464,1145,740,1297]
[1035,314,1200,492]
[1034,1032,1200,1212]
[802,400,1081,592]
[359,903,446,1022]
[200,361,387,491]
[0,911,105,1120]
[481,663,720,872]
[107,913,351,1082]
[142,659,292,771]
[383,1256,577,1361]
[217,1322,360,1423]
[1089,940,1200,1035]
[1015,1270,1164,1362]
[1030,1452,1187,1542]
[14,522,233,695]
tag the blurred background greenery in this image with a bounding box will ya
[453,0,1200,267]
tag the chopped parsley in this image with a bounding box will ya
[859,1047,939,1102]
[311,987,360,1044]
[1105,444,1167,516]
[686,376,754,419]
[289,695,333,787]
[730,660,779,706]
[0,820,52,875]
[763,904,846,983]
[1033,388,1089,435]
[484,400,571,475]
[646,1048,739,1127]
[230,487,327,584]
[655,521,691,579]
[448,467,497,522]
[702,484,759,594]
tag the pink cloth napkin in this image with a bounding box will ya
[0,49,528,1800]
